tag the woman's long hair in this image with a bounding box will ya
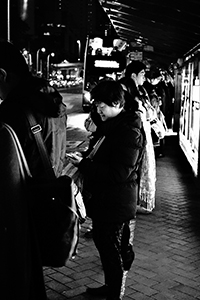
[118,77,139,112]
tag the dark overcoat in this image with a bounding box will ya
[0,76,67,299]
[79,110,145,223]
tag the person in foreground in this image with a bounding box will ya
[0,40,67,299]
[70,80,145,300]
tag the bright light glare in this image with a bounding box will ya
[21,0,28,20]
[84,91,91,102]
[94,60,119,68]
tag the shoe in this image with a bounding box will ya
[123,249,135,271]
[86,285,108,296]
[136,205,152,214]
[84,228,93,238]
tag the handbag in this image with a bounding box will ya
[150,118,166,142]
[25,110,79,267]
[62,155,87,223]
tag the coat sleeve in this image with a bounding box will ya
[79,126,144,185]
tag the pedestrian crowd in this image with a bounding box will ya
[0,40,174,300]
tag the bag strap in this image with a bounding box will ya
[24,109,55,180]
[2,122,32,180]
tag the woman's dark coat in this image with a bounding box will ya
[79,110,145,223]
[0,75,67,300]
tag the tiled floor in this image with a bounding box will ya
[44,134,200,300]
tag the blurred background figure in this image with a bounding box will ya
[124,60,156,214]
[149,90,168,158]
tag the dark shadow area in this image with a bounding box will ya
[160,135,200,241]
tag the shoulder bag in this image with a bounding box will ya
[25,110,79,267]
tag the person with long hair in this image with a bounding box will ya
[123,60,157,213]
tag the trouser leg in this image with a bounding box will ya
[92,221,126,300]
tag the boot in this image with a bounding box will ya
[123,248,135,271]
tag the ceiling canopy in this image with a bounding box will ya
[98,0,200,69]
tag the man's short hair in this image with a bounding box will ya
[0,40,29,77]
[125,61,146,77]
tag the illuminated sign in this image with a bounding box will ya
[94,60,120,68]
[129,51,143,61]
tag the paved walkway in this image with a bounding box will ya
[44,134,200,300]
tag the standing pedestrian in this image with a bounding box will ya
[0,41,67,299]
[69,80,145,300]
[124,60,157,213]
